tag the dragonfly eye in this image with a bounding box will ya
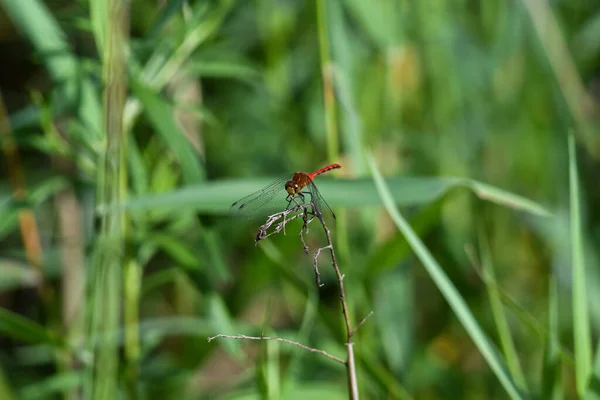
[285,181,295,195]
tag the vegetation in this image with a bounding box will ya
[0,0,599,399]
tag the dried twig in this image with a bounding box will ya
[315,217,359,399]
[215,198,370,400]
[207,334,345,365]
[254,203,313,243]
[351,311,374,338]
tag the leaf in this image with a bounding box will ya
[0,308,59,346]
[569,134,593,397]
[147,233,203,270]
[541,277,562,400]
[367,154,525,400]
[129,75,205,184]
[123,176,552,218]
[19,372,82,400]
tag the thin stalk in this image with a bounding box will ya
[208,334,345,365]
[87,0,129,398]
[319,222,359,400]
[315,0,339,162]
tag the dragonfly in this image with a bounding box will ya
[230,163,341,224]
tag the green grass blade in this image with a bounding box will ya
[367,155,524,400]
[186,60,260,82]
[541,276,562,400]
[146,0,186,39]
[19,371,82,400]
[129,76,204,184]
[0,367,16,400]
[0,0,77,90]
[478,232,528,391]
[0,308,59,346]
[124,176,551,218]
[0,0,102,138]
[588,352,600,400]
[569,134,592,397]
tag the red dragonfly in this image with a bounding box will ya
[230,164,341,223]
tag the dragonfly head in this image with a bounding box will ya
[285,180,299,195]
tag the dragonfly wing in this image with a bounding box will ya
[230,175,293,219]
[306,180,336,225]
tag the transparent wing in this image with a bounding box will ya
[306,180,336,226]
[230,175,294,219]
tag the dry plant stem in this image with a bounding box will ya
[317,220,359,400]
[247,202,366,399]
[208,334,345,364]
[312,244,331,287]
[351,311,374,338]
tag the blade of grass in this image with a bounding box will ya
[0,308,59,346]
[588,351,600,400]
[478,231,527,390]
[123,176,551,218]
[367,154,524,400]
[569,133,592,397]
[123,0,234,135]
[0,367,16,400]
[19,371,82,400]
[520,0,600,155]
[540,276,562,400]
[315,0,340,163]
[146,0,187,39]
[129,75,204,184]
[0,0,102,138]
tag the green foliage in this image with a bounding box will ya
[0,0,599,399]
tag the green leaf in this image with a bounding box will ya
[147,233,203,270]
[478,231,527,390]
[367,154,525,400]
[20,372,82,400]
[207,294,240,356]
[123,176,552,218]
[0,367,16,400]
[146,0,187,39]
[0,176,69,240]
[0,308,59,346]
[0,0,102,138]
[130,75,205,184]
[569,134,593,398]
[541,277,562,400]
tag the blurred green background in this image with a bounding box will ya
[1,0,600,399]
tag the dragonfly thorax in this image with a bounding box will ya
[285,172,311,195]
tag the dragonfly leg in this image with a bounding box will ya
[286,194,303,210]
[299,191,321,218]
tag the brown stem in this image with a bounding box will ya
[316,219,358,399]
[208,334,345,365]
[249,201,365,399]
